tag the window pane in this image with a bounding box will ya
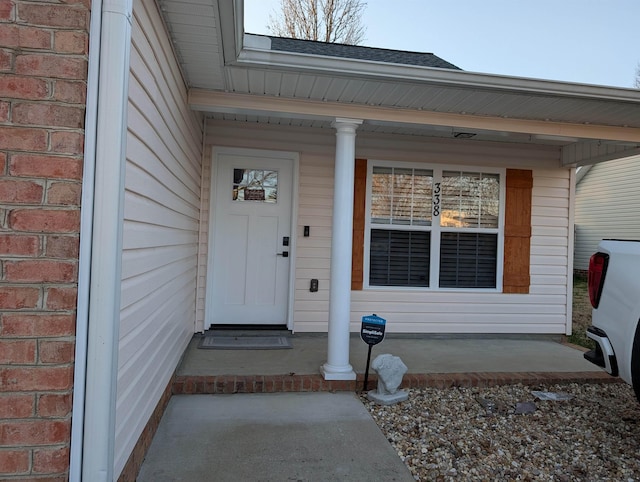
[371,166,433,226]
[441,171,499,228]
[439,232,497,288]
[371,167,392,223]
[480,174,500,228]
[392,195,413,225]
[393,168,414,197]
[412,169,433,225]
[392,168,413,224]
[233,169,278,202]
[370,230,430,287]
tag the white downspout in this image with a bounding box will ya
[68,0,103,479]
[76,0,133,480]
[566,167,577,336]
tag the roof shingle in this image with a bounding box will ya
[269,36,461,70]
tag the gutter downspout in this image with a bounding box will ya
[72,0,133,480]
[68,0,103,478]
[566,167,577,336]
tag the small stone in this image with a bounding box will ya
[477,397,497,414]
[515,401,537,414]
[531,390,573,401]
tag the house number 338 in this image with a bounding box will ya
[433,182,441,217]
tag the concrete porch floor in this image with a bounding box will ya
[172,333,612,395]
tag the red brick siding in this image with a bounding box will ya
[0,0,88,479]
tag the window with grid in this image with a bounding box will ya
[439,171,500,288]
[369,166,433,287]
[366,164,502,289]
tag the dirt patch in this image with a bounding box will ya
[570,274,595,349]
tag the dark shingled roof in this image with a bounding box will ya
[269,36,461,70]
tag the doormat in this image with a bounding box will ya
[198,335,292,350]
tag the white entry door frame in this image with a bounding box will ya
[205,147,299,329]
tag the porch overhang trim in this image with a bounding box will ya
[238,34,640,104]
[189,89,640,144]
[563,145,640,167]
[218,0,244,63]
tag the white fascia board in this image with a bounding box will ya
[237,34,640,104]
[190,90,640,144]
[218,0,244,62]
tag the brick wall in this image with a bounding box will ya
[0,0,89,479]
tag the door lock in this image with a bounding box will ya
[277,251,289,258]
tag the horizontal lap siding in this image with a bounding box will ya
[530,169,571,296]
[574,156,640,271]
[115,0,203,477]
[203,121,568,334]
[294,155,334,325]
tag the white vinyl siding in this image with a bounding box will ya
[115,0,203,477]
[202,121,570,335]
[574,156,640,271]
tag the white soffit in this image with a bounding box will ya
[156,0,226,90]
[158,1,640,160]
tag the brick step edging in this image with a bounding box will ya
[173,371,619,395]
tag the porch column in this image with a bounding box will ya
[321,118,362,380]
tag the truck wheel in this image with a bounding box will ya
[632,319,640,403]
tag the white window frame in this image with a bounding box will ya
[363,160,506,292]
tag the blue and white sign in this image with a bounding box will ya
[361,314,386,345]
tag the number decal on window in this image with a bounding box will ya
[433,182,441,217]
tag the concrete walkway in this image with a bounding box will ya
[137,392,414,482]
[136,335,609,481]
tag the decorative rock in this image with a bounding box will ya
[531,390,573,401]
[362,383,640,481]
[476,397,498,415]
[367,353,409,405]
[514,401,537,414]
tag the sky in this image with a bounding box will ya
[244,0,640,89]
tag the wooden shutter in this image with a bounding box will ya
[351,159,367,290]
[503,169,533,293]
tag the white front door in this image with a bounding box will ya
[207,150,294,326]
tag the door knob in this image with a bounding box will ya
[277,251,289,258]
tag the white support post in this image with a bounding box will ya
[321,118,362,380]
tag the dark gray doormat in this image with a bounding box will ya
[198,335,292,350]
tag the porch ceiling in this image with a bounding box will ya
[157,0,640,165]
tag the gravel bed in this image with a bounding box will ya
[362,382,640,481]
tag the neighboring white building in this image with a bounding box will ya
[574,155,640,271]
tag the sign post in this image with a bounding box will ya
[360,314,386,391]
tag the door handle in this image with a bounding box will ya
[277,251,289,258]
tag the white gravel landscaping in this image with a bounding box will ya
[363,382,640,481]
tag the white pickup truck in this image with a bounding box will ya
[584,239,640,402]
